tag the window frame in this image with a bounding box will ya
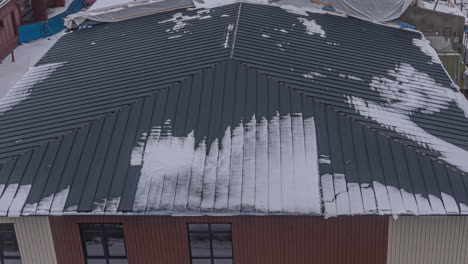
[79,223,128,264]
[187,223,233,264]
[0,223,22,264]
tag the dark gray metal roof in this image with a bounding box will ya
[0,3,467,216]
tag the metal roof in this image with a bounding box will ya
[0,3,467,217]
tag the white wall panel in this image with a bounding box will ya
[388,216,468,264]
[0,217,57,264]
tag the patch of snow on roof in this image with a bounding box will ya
[132,113,321,214]
[37,187,66,215]
[159,9,212,36]
[460,203,468,214]
[319,155,330,164]
[262,33,271,38]
[346,62,468,174]
[8,184,32,216]
[0,62,66,116]
[131,132,148,166]
[224,24,234,48]
[413,37,441,64]
[0,32,64,100]
[303,71,325,79]
[440,192,459,214]
[298,17,325,37]
[347,75,364,81]
[279,3,326,16]
[339,73,364,81]
[448,89,468,118]
[193,0,239,8]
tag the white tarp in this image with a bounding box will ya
[316,0,414,22]
[0,0,11,8]
[64,0,193,28]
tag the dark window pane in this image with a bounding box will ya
[212,233,232,257]
[190,233,211,257]
[107,236,126,257]
[192,259,211,264]
[0,224,15,232]
[103,224,123,232]
[214,259,233,264]
[3,233,20,257]
[210,224,231,232]
[4,260,22,264]
[82,233,105,256]
[188,224,209,232]
[87,259,106,264]
[109,260,128,264]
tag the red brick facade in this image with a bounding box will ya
[0,0,22,60]
[49,216,389,264]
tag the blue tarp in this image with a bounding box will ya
[18,0,85,43]
[387,21,417,30]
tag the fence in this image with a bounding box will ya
[18,0,85,43]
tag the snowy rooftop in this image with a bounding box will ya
[0,3,467,217]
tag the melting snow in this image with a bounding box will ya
[0,62,66,116]
[346,62,468,174]
[339,73,364,81]
[224,24,235,48]
[193,0,239,8]
[279,3,326,16]
[413,37,441,64]
[298,17,325,37]
[159,10,212,37]
[303,71,325,79]
[131,113,321,214]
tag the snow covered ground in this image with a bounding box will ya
[423,1,467,19]
[48,0,74,18]
[0,32,64,99]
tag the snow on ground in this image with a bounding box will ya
[88,0,133,11]
[423,1,467,19]
[48,0,74,18]
[0,32,64,100]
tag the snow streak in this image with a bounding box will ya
[131,114,321,214]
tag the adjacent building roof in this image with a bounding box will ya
[0,2,467,217]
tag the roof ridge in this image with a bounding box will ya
[231,58,468,178]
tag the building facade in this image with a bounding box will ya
[1,216,468,264]
[0,0,22,60]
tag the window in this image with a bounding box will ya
[10,13,17,36]
[79,224,128,264]
[187,223,233,264]
[0,224,21,264]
